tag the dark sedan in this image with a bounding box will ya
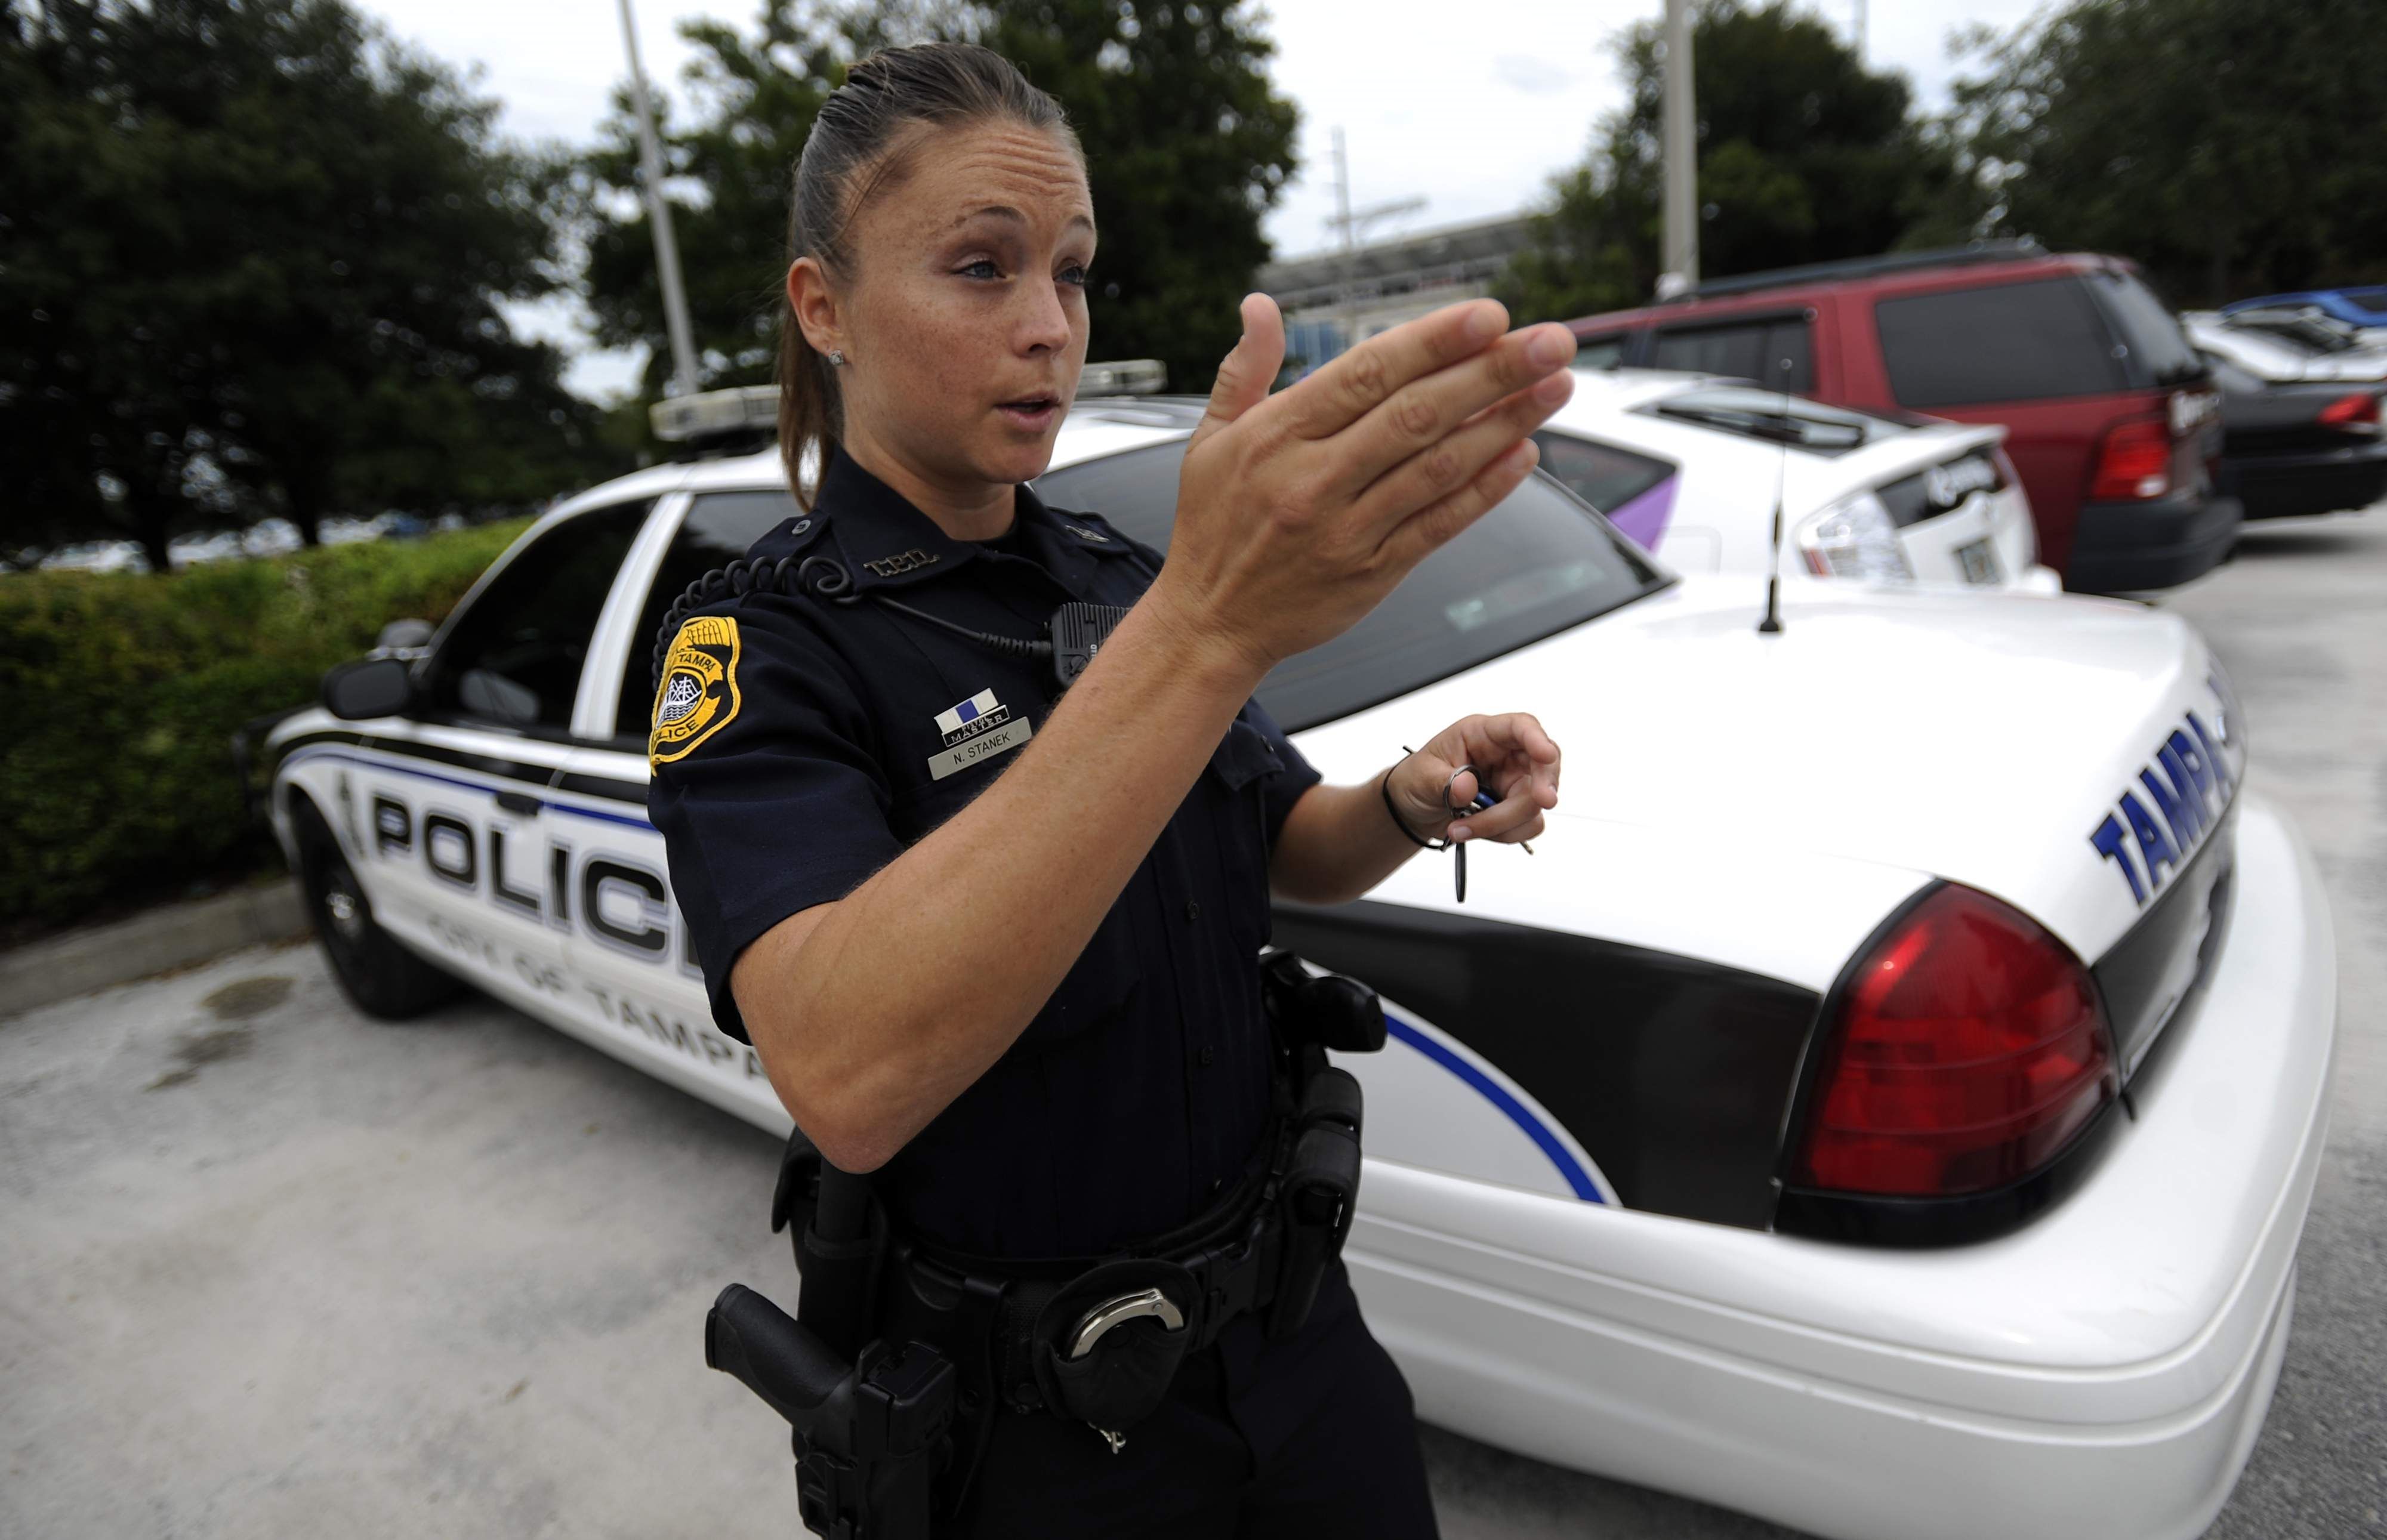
[2206,354,2387,521]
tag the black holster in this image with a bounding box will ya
[705,1284,954,1540]
[705,1153,957,1540]
[1259,949,1380,1340]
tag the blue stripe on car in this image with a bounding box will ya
[280,746,655,830]
[1384,1013,1607,1203]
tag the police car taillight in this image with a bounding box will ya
[1791,885,2117,1199]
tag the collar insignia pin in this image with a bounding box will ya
[864,548,940,578]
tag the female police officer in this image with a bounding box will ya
[649,41,1575,1539]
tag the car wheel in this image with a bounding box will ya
[293,801,461,1020]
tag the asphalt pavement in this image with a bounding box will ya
[4,508,2383,1539]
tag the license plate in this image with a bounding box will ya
[1956,537,2004,585]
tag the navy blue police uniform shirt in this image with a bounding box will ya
[648,448,1321,1260]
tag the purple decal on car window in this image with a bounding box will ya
[1601,476,1678,553]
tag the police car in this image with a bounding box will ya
[1532,368,2060,591]
[261,381,2334,1540]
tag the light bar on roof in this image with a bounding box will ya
[1078,359,1165,397]
[650,385,776,443]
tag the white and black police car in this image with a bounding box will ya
[260,376,2334,1540]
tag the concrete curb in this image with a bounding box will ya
[0,880,311,1020]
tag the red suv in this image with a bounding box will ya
[1566,243,2237,591]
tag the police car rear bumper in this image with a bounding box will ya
[1344,791,2334,1540]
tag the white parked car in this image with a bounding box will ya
[166,530,248,569]
[1532,369,2058,591]
[258,392,2333,1540]
[243,516,304,556]
[2181,308,2387,384]
[37,539,150,574]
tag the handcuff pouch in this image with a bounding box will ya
[1029,1258,1197,1440]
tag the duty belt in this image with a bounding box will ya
[705,949,1386,1540]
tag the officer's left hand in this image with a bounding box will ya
[1392,714,1561,845]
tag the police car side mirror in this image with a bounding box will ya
[322,656,417,721]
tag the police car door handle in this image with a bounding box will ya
[494,791,543,817]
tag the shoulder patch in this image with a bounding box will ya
[649,615,742,767]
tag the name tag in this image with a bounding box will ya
[928,717,1033,780]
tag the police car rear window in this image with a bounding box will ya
[1034,442,1669,732]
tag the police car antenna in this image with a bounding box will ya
[1756,357,1790,636]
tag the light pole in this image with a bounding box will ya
[1324,128,1425,359]
[616,0,701,398]
[1659,0,1699,299]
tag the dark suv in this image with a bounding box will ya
[1567,244,2238,591]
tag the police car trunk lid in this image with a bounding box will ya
[1297,575,2238,979]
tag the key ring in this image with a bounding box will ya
[1383,748,1534,905]
[1442,764,1478,817]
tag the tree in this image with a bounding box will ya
[575,2,849,399]
[1494,0,1967,323]
[976,0,1298,393]
[1,4,250,567]
[573,0,1298,402]
[1,0,602,568]
[1947,0,2387,305]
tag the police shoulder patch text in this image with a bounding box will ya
[650,615,742,767]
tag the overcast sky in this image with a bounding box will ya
[358,0,2049,399]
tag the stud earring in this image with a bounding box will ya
[826,348,847,367]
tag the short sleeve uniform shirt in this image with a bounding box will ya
[648,449,1321,1260]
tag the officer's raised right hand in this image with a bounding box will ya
[1152,295,1577,674]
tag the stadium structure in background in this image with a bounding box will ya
[1257,212,1535,379]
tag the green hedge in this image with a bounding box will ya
[0,520,531,933]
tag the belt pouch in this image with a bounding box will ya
[1029,1258,1196,1442]
[1266,1119,1362,1341]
